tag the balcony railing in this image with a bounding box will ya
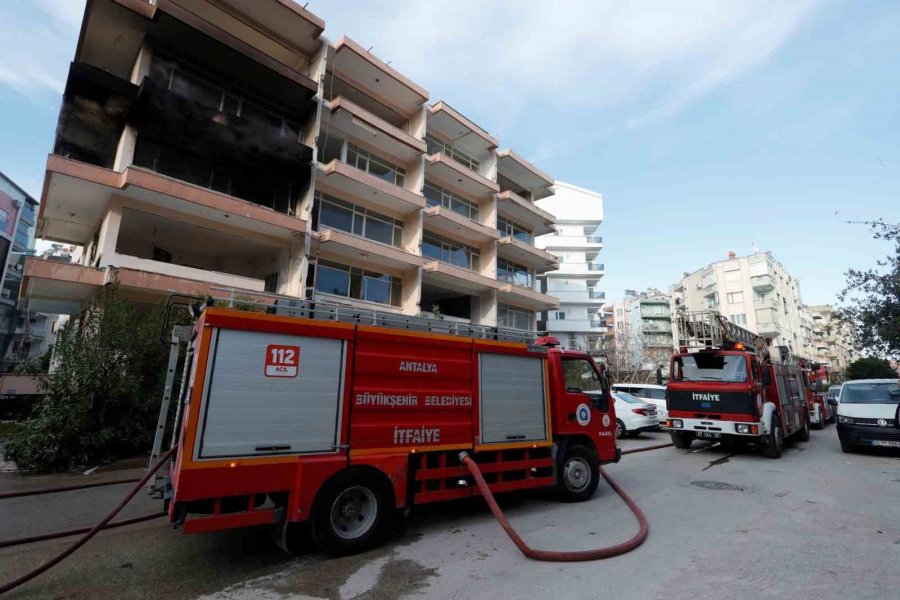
[588,290,606,299]
[587,263,605,271]
[587,235,603,243]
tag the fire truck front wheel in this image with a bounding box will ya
[762,416,784,459]
[670,431,694,449]
[312,469,394,556]
[557,444,600,502]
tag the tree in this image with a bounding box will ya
[845,357,898,381]
[4,287,169,471]
[838,221,900,358]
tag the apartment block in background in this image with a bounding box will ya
[606,290,672,369]
[535,181,606,352]
[671,251,811,356]
[808,304,858,374]
[23,0,559,331]
[0,171,54,369]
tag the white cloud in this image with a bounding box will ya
[316,0,822,130]
[0,0,85,99]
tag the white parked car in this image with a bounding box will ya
[613,391,659,438]
[836,379,900,453]
[612,383,668,427]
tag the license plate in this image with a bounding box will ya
[872,440,900,448]
[697,432,722,439]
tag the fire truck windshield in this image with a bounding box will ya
[673,354,748,383]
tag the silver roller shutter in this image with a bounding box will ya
[479,353,548,444]
[197,329,345,458]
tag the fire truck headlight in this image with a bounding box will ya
[735,424,751,434]
[669,419,683,429]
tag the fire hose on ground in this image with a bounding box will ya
[0,447,176,597]
[0,441,674,594]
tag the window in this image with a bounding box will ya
[727,292,744,304]
[498,304,535,330]
[497,258,533,287]
[314,260,401,307]
[673,354,748,383]
[701,272,716,288]
[553,311,566,320]
[264,272,278,293]
[724,269,741,282]
[423,182,479,221]
[421,232,480,270]
[425,133,479,171]
[497,216,534,244]
[561,358,604,392]
[0,208,8,229]
[347,143,405,186]
[314,192,403,247]
[731,313,747,325]
[705,292,718,309]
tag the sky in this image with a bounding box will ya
[0,0,897,306]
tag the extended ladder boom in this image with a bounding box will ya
[675,310,768,353]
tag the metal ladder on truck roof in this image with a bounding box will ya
[674,309,769,353]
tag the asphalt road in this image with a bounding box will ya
[1,428,898,600]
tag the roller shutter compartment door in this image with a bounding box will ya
[479,353,547,444]
[198,329,345,459]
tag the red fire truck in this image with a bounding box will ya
[665,311,811,458]
[150,295,619,555]
[803,362,833,429]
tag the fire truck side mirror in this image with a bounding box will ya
[761,369,772,387]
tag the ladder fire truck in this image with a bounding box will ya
[150,291,619,555]
[665,310,811,457]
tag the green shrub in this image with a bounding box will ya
[4,287,169,471]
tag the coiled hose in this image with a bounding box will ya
[0,447,176,596]
[460,449,650,561]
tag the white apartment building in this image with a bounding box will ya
[23,0,560,331]
[672,251,812,357]
[535,182,605,352]
[607,291,672,369]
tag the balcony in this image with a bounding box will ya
[754,297,777,310]
[552,261,606,277]
[540,235,604,250]
[498,237,559,273]
[757,321,782,336]
[426,153,499,199]
[38,156,307,246]
[331,37,428,119]
[496,149,554,201]
[421,261,500,295]
[323,97,426,163]
[546,289,605,304]
[317,160,425,215]
[315,228,424,271]
[751,274,775,291]
[427,101,497,158]
[423,206,499,246]
[21,257,264,315]
[589,290,606,299]
[498,283,559,311]
[546,319,607,334]
[495,190,555,237]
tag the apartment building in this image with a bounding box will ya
[22,0,558,330]
[534,181,606,352]
[0,171,53,368]
[671,251,811,356]
[607,291,672,368]
[807,304,858,374]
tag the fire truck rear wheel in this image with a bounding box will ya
[797,411,811,442]
[557,444,599,502]
[670,431,693,449]
[762,416,784,459]
[312,469,393,556]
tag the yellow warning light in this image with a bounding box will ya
[228,461,238,468]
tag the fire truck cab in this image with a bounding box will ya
[152,296,619,555]
[666,311,811,458]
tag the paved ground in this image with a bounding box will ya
[2,428,899,600]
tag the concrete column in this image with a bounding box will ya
[476,289,497,326]
[96,199,124,268]
[400,266,422,316]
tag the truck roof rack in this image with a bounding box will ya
[674,309,769,355]
[203,287,541,344]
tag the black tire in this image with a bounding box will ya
[796,411,811,442]
[615,419,626,439]
[557,443,600,502]
[813,410,826,430]
[762,416,784,458]
[311,469,393,556]
[670,430,694,449]
[840,439,855,454]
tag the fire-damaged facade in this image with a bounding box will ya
[24,0,559,329]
